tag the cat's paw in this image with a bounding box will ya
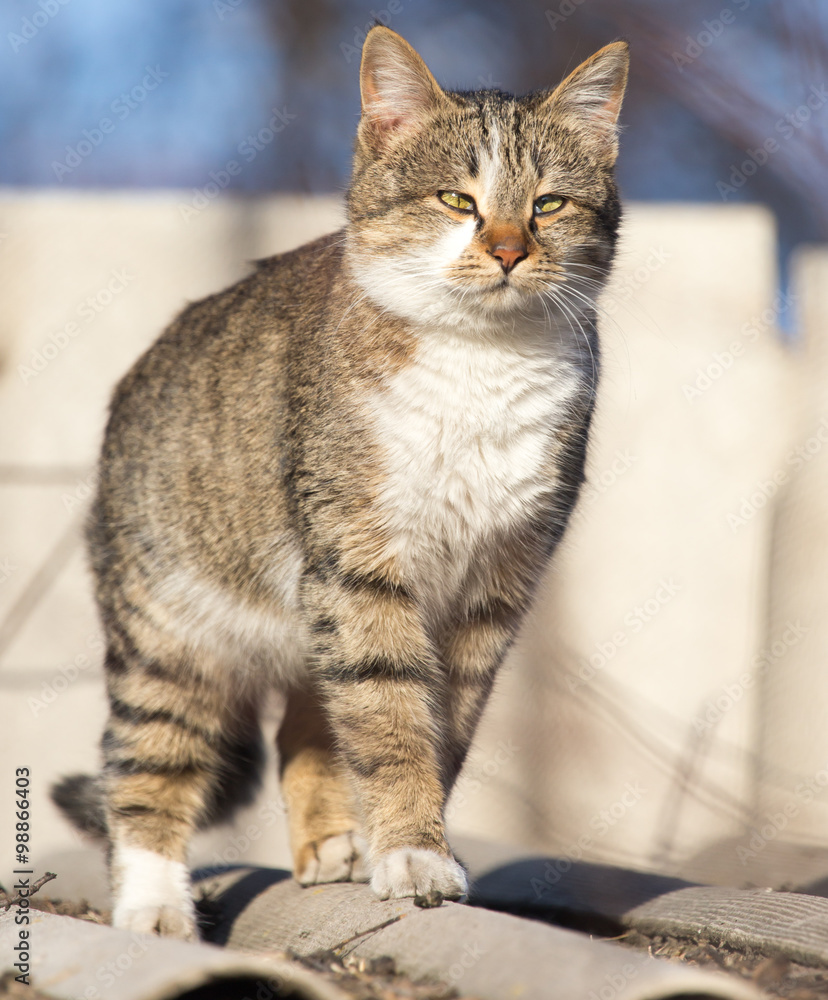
[111,845,197,939]
[113,903,198,940]
[370,848,468,901]
[296,831,369,885]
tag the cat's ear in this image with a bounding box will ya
[547,41,629,160]
[359,27,444,149]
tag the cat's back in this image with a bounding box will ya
[89,230,346,595]
[99,229,346,471]
[111,229,344,412]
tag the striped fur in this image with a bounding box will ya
[51,27,628,938]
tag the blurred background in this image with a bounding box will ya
[2,0,828,907]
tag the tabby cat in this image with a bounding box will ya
[52,26,628,939]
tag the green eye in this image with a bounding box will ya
[534,194,565,216]
[439,191,475,213]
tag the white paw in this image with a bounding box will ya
[113,903,197,940]
[297,831,369,885]
[370,848,468,901]
[111,844,196,939]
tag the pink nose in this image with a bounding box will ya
[489,241,528,274]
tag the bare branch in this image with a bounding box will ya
[0,871,57,911]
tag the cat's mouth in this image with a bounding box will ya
[443,265,539,310]
[469,272,511,293]
[455,275,536,314]
[479,274,524,296]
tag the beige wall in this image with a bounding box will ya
[1,191,824,905]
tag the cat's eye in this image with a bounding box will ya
[534,194,566,216]
[438,191,476,213]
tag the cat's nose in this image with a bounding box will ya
[489,240,528,274]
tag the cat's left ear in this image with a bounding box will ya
[359,27,445,150]
[547,41,629,161]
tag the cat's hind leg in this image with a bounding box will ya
[100,642,263,939]
[277,684,368,885]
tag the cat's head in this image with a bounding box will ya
[345,27,628,331]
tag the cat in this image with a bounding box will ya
[52,26,628,940]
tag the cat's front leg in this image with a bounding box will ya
[440,530,553,787]
[441,599,524,788]
[305,572,468,901]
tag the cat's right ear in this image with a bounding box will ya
[359,27,444,151]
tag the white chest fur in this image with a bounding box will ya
[370,327,585,601]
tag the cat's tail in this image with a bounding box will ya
[51,727,266,839]
[51,773,108,838]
